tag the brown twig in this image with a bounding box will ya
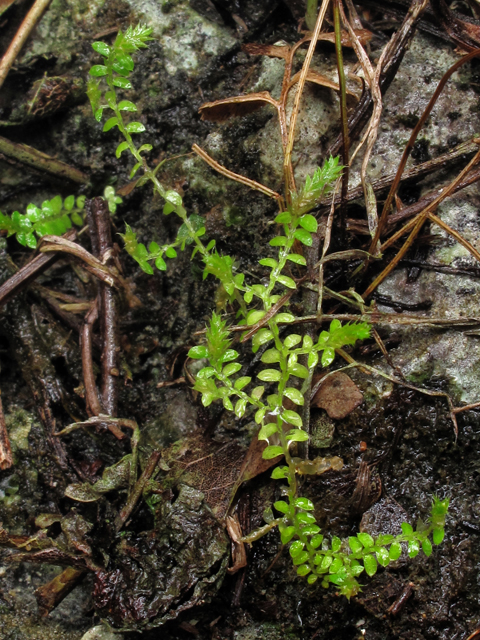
[0,135,88,184]
[0,390,13,470]
[370,48,480,253]
[363,147,480,298]
[38,236,118,287]
[0,230,77,310]
[35,567,85,617]
[85,198,119,417]
[81,300,103,417]
[283,0,330,194]
[240,291,295,343]
[115,450,160,531]
[0,0,53,90]
[192,144,282,203]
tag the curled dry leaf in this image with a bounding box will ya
[289,69,359,106]
[243,42,290,59]
[199,92,277,122]
[312,371,363,419]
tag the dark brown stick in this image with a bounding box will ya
[35,567,85,617]
[85,198,119,417]
[115,450,161,531]
[0,390,13,470]
[0,230,77,309]
[81,300,103,417]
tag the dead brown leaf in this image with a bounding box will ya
[312,371,363,419]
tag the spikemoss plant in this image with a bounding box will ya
[1,24,448,600]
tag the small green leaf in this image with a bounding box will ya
[63,195,75,211]
[155,256,166,271]
[401,522,414,535]
[294,228,313,246]
[422,538,433,557]
[262,445,284,460]
[299,214,318,233]
[308,352,319,369]
[258,369,281,382]
[307,573,318,584]
[294,497,314,511]
[281,526,296,544]
[221,349,239,363]
[284,334,301,348]
[364,554,377,577]
[295,512,316,526]
[282,410,302,427]
[258,423,278,441]
[297,564,311,576]
[310,534,324,549]
[89,65,108,77]
[321,348,335,367]
[283,387,304,406]
[251,386,265,400]
[269,236,287,247]
[138,143,153,154]
[271,466,289,479]
[125,121,146,133]
[255,407,266,424]
[288,363,308,379]
[118,100,138,111]
[116,141,130,158]
[349,537,363,553]
[289,540,305,557]
[165,247,177,258]
[376,547,390,567]
[357,532,374,548]
[331,536,342,552]
[389,542,402,561]
[113,77,133,89]
[433,528,445,545]
[292,551,309,566]
[259,258,278,268]
[286,429,309,442]
[287,253,307,265]
[223,362,242,377]
[261,349,281,364]
[408,539,420,558]
[274,211,292,224]
[275,313,295,323]
[188,345,208,359]
[277,274,296,289]
[92,41,111,56]
[274,501,289,515]
[234,398,247,418]
[130,162,142,178]
[234,376,251,391]
[247,310,266,325]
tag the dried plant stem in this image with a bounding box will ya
[115,450,160,531]
[0,0,53,90]
[284,0,330,194]
[0,390,13,470]
[192,144,282,203]
[0,135,88,184]
[333,0,349,241]
[363,148,480,298]
[370,48,480,253]
[81,300,103,417]
[0,230,77,309]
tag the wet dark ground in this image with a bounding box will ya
[1,0,480,638]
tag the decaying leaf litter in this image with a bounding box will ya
[1,0,480,638]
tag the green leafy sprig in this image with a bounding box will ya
[87,28,449,599]
[0,194,86,248]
